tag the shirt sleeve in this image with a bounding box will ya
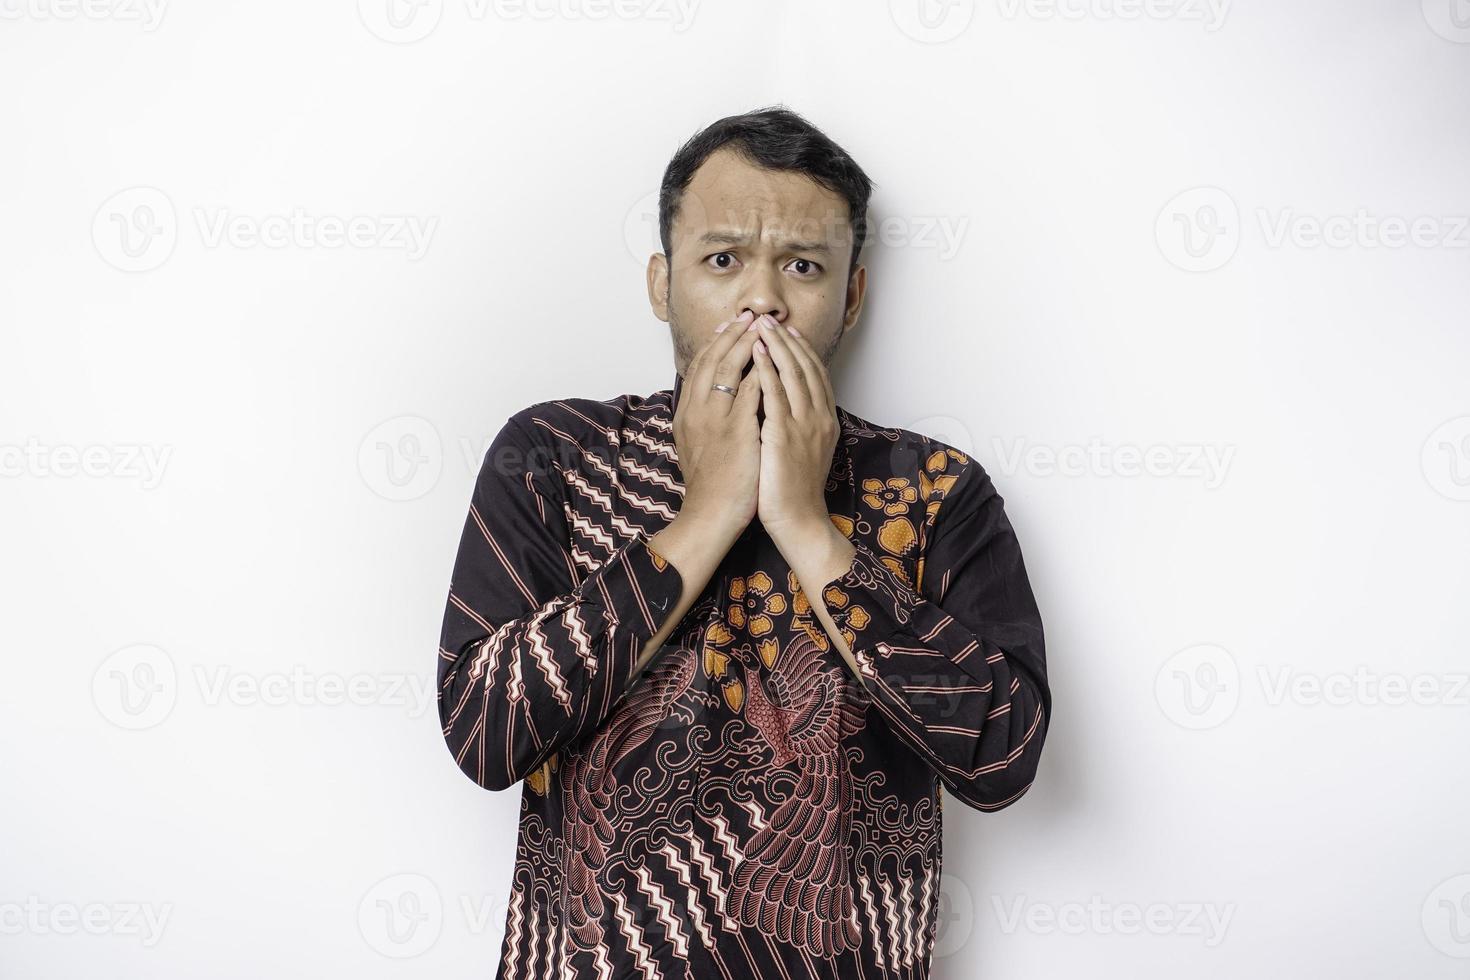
[436,412,685,792]
[819,454,1050,812]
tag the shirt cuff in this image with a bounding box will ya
[573,530,685,684]
[819,538,927,677]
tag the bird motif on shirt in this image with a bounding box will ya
[725,629,869,956]
[559,639,699,953]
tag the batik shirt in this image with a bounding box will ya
[437,372,1051,980]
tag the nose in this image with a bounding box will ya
[739,267,787,326]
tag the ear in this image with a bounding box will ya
[840,262,866,337]
[647,252,671,322]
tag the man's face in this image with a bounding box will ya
[647,146,867,389]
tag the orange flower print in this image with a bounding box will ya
[703,619,735,679]
[862,477,918,517]
[820,584,871,649]
[728,571,787,638]
[787,570,810,616]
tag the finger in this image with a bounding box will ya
[780,325,835,411]
[733,361,761,414]
[755,317,811,419]
[753,335,791,423]
[768,322,829,415]
[691,311,756,407]
[709,322,761,409]
[696,310,755,372]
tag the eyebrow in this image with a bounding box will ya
[696,230,834,254]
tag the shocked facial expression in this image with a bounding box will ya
[647,146,867,384]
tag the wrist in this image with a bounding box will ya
[674,500,750,542]
[769,515,855,587]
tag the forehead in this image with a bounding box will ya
[674,146,851,249]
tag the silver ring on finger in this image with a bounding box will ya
[711,383,737,396]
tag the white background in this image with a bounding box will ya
[3,1,1468,977]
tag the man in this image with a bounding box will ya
[437,106,1050,979]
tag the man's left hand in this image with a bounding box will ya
[750,316,840,545]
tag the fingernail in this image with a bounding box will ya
[715,320,729,333]
[754,339,766,354]
[786,326,798,337]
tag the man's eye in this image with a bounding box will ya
[708,252,737,269]
[789,258,822,277]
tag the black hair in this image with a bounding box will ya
[657,105,875,283]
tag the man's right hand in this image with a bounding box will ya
[632,310,763,677]
[671,309,764,533]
